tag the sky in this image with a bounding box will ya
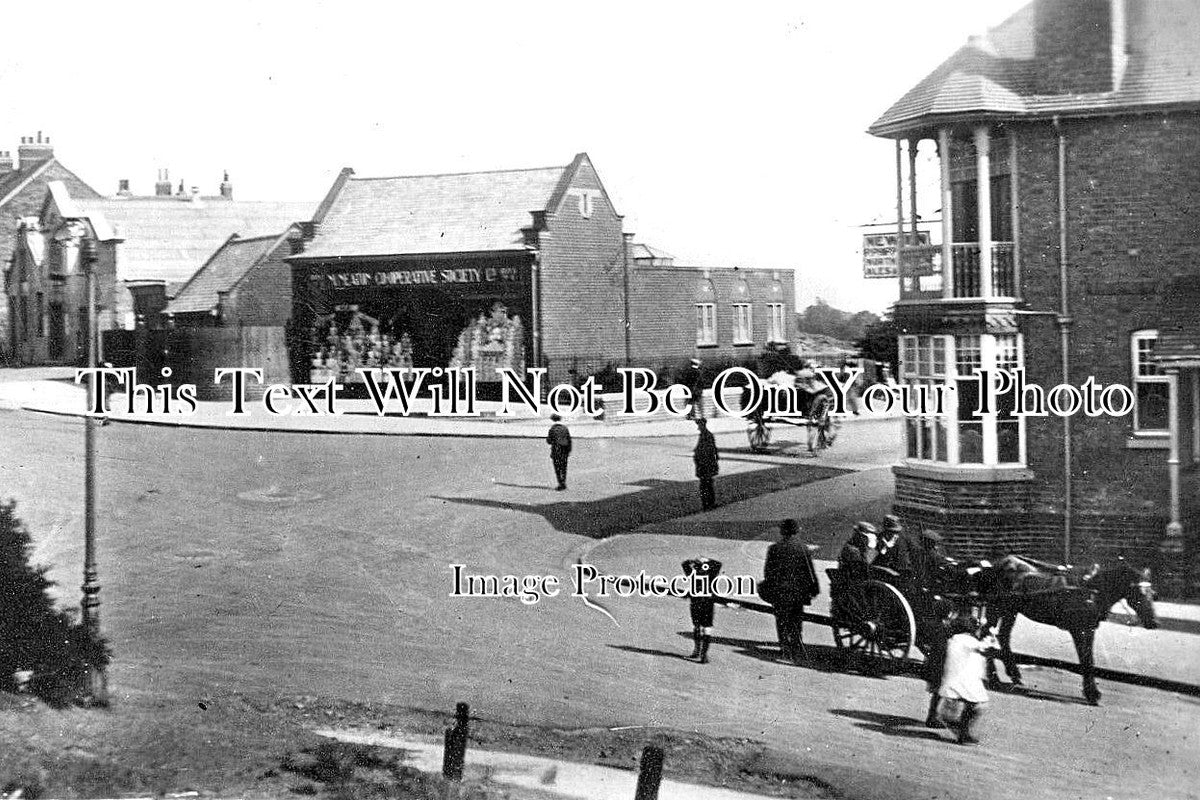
[0,0,1029,314]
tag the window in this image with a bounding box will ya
[1132,330,1168,433]
[36,292,45,339]
[732,303,752,345]
[901,335,948,462]
[767,303,786,343]
[578,190,594,218]
[955,334,983,463]
[900,332,1025,466]
[695,303,716,346]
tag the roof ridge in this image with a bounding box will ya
[351,164,567,182]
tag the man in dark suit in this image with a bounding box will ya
[761,519,820,665]
[693,418,719,510]
[546,413,572,490]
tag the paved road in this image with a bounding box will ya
[1,409,1196,800]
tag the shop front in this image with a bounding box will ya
[291,252,533,396]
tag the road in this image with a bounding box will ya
[0,408,1196,800]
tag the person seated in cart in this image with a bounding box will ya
[837,521,880,583]
[874,514,912,574]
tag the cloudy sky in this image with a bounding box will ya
[0,0,1028,313]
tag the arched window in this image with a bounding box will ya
[731,278,752,345]
[694,278,716,346]
[767,279,786,343]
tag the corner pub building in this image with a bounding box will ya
[871,0,1200,588]
[287,153,794,397]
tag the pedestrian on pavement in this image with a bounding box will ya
[686,358,705,419]
[546,413,572,491]
[693,418,719,510]
[937,615,999,745]
[681,557,725,664]
[760,519,821,665]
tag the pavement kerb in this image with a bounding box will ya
[1,379,902,440]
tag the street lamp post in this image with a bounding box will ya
[81,236,107,705]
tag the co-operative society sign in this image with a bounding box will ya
[862,231,929,279]
[325,265,523,288]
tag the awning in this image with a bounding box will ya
[1155,275,1200,368]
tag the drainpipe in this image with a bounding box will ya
[1054,116,1074,564]
[622,232,632,367]
[530,250,542,374]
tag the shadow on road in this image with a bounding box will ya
[608,644,694,661]
[829,709,949,742]
[433,463,849,540]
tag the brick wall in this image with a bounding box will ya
[538,156,628,383]
[893,470,1166,567]
[1013,113,1200,519]
[229,236,292,326]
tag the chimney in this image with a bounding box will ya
[155,169,172,197]
[116,179,132,197]
[0,151,13,175]
[219,170,233,200]
[1035,0,1118,94]
[17,131,54,168]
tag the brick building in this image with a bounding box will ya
[288,153,794,392]
[0,133,99,362]
[869,0,1200,577]
[7,174,311,366]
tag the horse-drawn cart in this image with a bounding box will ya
[743,373,842,455]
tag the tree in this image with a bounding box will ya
[855,317,900,376]
[795,299,881,343]
[0,501,110,707]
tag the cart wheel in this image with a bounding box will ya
[831,580,916,664]
[748,418,771,453]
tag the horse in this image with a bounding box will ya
[979,559,1158,705]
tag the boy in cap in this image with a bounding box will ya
[686,358,705,420]
[682,557,726,663]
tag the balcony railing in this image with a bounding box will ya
[900,241,1015,300]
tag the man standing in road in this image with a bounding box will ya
[693,418,719,510]
[686,358,705,419]
[761,519,820,665]
[547,413,572,491]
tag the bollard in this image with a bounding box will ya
[633,745,664,800]
[442,702,470,780]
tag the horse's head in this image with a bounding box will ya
[1126,566,1159,630]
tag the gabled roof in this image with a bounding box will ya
[0,158,100,208]
[60,192,313,284]
[869,0,1200,136]
[294,158,577,260]
[165,231,287,315]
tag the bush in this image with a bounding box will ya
[0,501,110,707]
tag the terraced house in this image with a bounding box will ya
[871,0,1200,585]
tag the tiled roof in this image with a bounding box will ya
[1156,275,1200,366]
[0,159,100,207]
[72,196,313,284]
[165,233,283,314]
[869,0,1200,136]
[295,164,569,260]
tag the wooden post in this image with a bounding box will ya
[938,129,954,299]
[974,125,992,298]
[634,745,664,800]
[442,702,470,780]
